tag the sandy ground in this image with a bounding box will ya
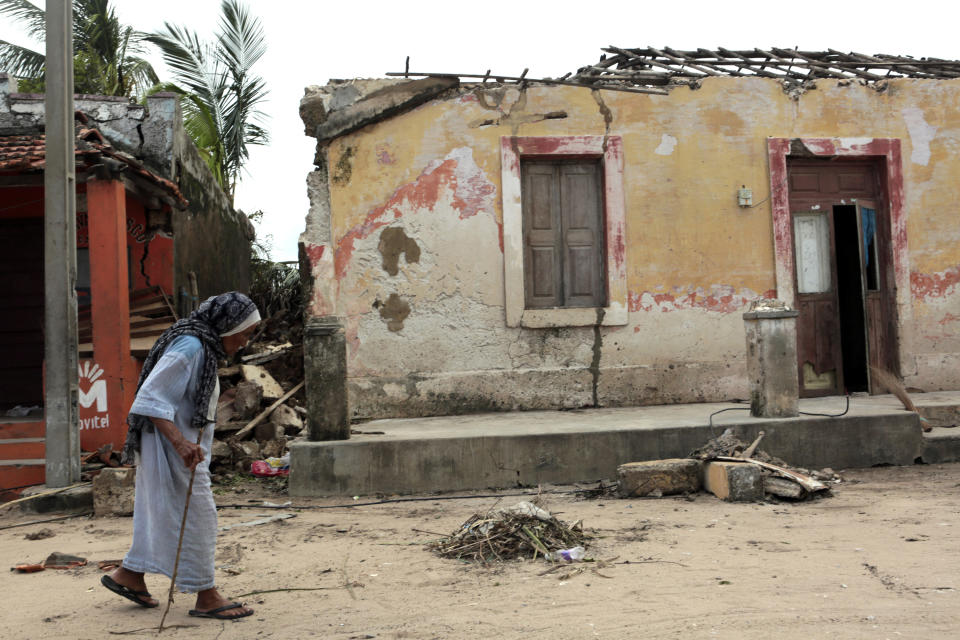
[2,463,960,640]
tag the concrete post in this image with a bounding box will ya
[304,318,349,440]
[743,299,800,418]
[44,0,80,486]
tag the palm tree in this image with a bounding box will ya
[0,0,158,97]
[147,0,268,203]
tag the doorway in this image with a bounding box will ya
[787,159,898,397]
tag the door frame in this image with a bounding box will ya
[766,137,910,381]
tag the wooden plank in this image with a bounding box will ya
[716,456,828,492]
[0,420,45,439]
[230,381,305,442]
[0,440,45,460]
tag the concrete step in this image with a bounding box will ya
[16,483,93,514]
[290,396,930,497]
[921,427,960,464]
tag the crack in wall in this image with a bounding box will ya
[590,308,605,406]
[138,234,153,287]
[591,90,613,152]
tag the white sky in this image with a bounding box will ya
[2,0,958,260]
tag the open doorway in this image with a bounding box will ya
[833,205,868,392]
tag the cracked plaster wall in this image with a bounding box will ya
[302,77,960,419]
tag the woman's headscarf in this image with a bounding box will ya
[121,292,260,464]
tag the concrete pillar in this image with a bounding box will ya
[85,178,137,451]
[743,299,800,418]
[304,317,349,440]
[44,0,79,486]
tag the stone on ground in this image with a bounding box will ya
[233,380,263,419]
[93,467,136,516]
[617,459,702,497]
[702,460,764,502]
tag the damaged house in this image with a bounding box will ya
[297,48,959,428]
[0,74,252,494]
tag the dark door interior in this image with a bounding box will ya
[833,205,868,392]
[0,218,44,409]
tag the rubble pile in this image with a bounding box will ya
[690,428,840,500]
[210,311,305,479]
[429,501,589,564]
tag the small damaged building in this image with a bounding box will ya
[0,74,252,492]
[297,48,960,426]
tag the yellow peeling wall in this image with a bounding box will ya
[319,77,960,419]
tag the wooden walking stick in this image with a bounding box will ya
[158,426,206,633]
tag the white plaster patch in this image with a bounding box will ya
[902,107,938,166]
[382,383,409,400]
[654,134,677,156]
[837,137,874,149]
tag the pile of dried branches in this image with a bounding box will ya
[428,502,588,564]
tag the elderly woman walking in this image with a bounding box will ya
[101,292,260,620]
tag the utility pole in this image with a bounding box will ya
[44,0,79,487]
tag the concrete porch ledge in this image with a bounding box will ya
[289,393,960,497]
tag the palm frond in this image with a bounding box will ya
[146,26,223,106]
[218,0,266,76]
[0,0,47,42]
[120,55,159,95]
[0,39,45,78]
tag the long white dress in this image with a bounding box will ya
[121,335,219,592]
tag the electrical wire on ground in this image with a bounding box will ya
[216,488,589,511]
[707,395,851,437]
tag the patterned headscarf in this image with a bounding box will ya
[121,292,260,464]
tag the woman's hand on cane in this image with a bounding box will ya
[153,418,205,469]
[173,438,205,469]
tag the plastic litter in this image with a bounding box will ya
[548,546,585,562]
[250,455,290,477]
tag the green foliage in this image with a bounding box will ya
[146,0,268,203]
[0,0,158,97]
[249,256,302,322]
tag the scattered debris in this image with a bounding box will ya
[43,552,87,569]
[24,528,55,540]
[573,480,619,499]
[429,501,588,564]
[12,552,87,573]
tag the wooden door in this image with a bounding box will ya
[857,199,899,382]
[788,160,885,396]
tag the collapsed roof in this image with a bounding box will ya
[572,46,960,90]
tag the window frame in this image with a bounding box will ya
[500,136,628,328]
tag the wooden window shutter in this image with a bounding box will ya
[560,162,605,307]
[521,159,605,309]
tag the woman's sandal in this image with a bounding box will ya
[188,602,254,620]
[101,574,158,608]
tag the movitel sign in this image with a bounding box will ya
[78,359,129,451]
